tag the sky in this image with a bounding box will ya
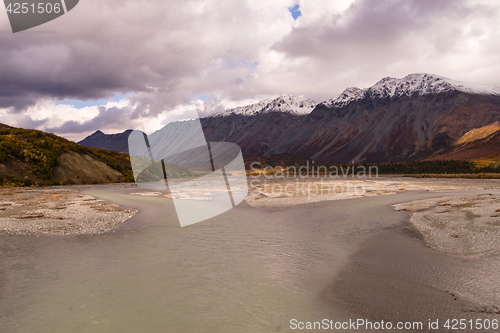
[1,0,500,141]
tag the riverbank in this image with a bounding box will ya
[247,176,500,255]
[394,193,500,255]
[0,186,137,235]
[1,176,499,237]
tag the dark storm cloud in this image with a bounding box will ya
[45,105,133,134]
[14,115,49,130]
[268,0,500,101]
[274,0,484,59]
[2,0,500,140]
[0,0,260,114]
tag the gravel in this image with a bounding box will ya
[0,187,138,235]
[394,193,500,255]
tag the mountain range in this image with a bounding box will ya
[79,73,500,164]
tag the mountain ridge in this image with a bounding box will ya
[209,94,317,117]
[79,73,500,164]
[324,73,500,108]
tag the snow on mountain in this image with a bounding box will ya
[324,73,500,108]
[328,87,365,108]
[210,95,317,117]
[209,74,500,116]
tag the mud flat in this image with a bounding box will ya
[0,186,137,235]
[325,226,500,332]
[394,193,500,255]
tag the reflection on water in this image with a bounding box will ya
[0,185,489,332]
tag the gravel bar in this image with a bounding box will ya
[0,187,138,235]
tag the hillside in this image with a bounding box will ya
[0,125,134,186]
[454,122,500,145]
[428,127,500,167]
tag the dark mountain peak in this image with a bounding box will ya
[79,74,500,164]
[78,130,133,154]
[91,130,105,136]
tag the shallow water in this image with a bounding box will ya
[0,184,495,332]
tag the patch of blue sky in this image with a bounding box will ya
[110,92,128,102]
[55,92,129,109]
[227,61,258,70]
[206,60,258,76]
[288,3,302,20]
[196,95,209,101]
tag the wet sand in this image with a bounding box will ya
[324,226,500,332]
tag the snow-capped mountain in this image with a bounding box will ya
[324,73,500,108]
[202,73,500,162]
[210,94,317,117]
[81,73,500,163]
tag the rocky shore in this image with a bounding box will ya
[394,193,500,255]
[0,186,137,235]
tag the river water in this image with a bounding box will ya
[0,184,497,332]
